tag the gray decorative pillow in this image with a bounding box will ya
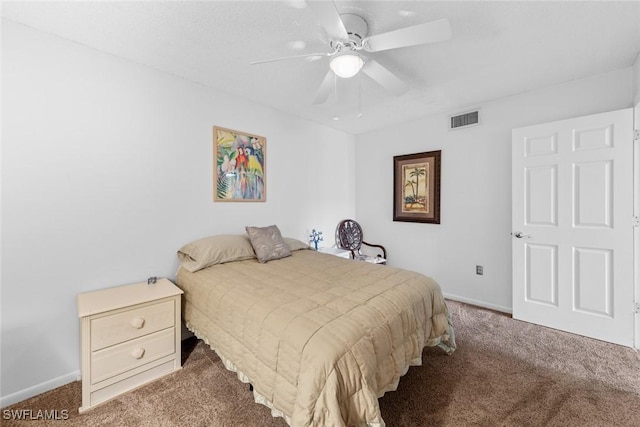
[245,225,291,263]
[177,235,256,272]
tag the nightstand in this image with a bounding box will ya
[319,247,386,264]
[318,247,351,259]
[77,278,183,412]
[355,255,386,265]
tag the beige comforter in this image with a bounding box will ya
[177,249,455,427]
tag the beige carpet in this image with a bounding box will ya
[3,300,639,426]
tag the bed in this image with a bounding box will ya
[175,230,456,427]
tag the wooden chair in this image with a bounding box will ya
[336,219,386,264]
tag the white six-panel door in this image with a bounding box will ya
[512,108,634,347]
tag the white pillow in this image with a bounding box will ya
[284,237,310,252]
[177,235,256,272]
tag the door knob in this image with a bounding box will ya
[512,231,531,239]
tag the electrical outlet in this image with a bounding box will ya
[476,265,483,275]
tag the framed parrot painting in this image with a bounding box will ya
[393,150,441,223]
[213,126,266,202]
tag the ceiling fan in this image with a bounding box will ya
[251,1,452,104]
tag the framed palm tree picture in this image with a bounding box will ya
[393,150,441,223]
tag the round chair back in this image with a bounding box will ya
[337,219,363,252]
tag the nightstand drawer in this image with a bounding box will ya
[91,300,175,351]
[91,327,175,384]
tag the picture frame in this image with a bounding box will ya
[213,126,266,202]
[393,150,441,223]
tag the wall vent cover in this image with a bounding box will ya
[450,110,479,130]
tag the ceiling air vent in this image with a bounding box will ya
[450,110,479,130]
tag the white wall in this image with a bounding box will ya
[634,52,640,105]
[354,67,634,312]
[0,20,355,405]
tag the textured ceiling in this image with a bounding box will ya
[3,1,640,134]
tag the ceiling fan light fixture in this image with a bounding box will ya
[330,54,364,78]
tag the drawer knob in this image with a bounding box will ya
[131,348,145,360]
[130,317,145,329]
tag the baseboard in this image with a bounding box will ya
[0,370,80,409]
[2,324,194,408]
[443,292,513,314]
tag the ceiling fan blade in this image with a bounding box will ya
[363,19,451,52]
[361,60,407,96]
[251,52,329,65]
[307,1,349,41]
[312,70,335,104]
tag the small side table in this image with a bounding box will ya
[77,278,183,412]
[318,247,351,259]
[355,254,387,265]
